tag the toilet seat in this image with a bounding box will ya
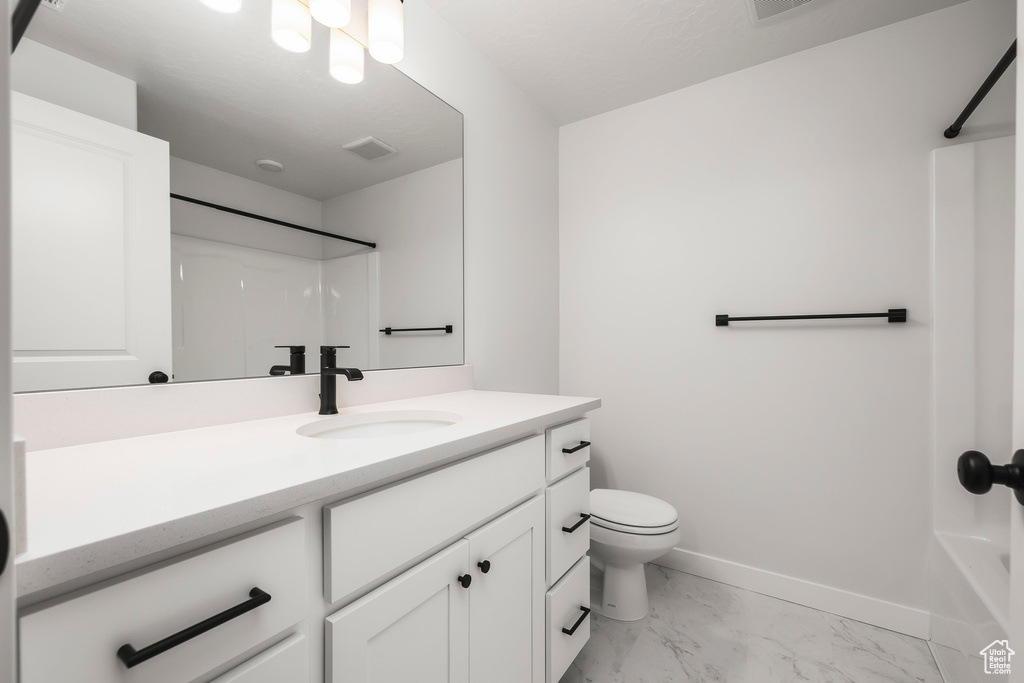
[590,489,679,536]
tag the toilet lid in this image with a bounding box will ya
[590,489,679,530]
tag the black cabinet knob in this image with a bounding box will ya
[148,371,169,384]
[457,574,472,589]
[958,450,1024,504]
[477,560,491,574]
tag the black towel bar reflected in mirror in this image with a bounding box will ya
[716,308,907,327]
[380,325,454,335]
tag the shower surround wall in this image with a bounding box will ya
[559,0,1015,637]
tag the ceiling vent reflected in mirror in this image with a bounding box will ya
[746,0,817,24]
[255,159,285,172]
[41,0,69,12]
[343,136,397,161]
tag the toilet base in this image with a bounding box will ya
[593,562,650,621]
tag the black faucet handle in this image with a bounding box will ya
[320,345,351,354]
[275,345,306,352]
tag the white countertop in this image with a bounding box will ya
[16,390,599,598]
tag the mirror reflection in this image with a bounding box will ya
[11,0,464,393]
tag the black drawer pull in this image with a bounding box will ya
[562,441,591,455]
[562,606,591,636]
[458,574,472,588]
[117,587,271,669]
[562,513,591,534]
[477,560,491,574]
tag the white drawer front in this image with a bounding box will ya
[325,435,545,604]
[212,634,307,683]
[546,418,590,483]
[546,467,590,585]
[20,518,307,683]
[546,557,591,683]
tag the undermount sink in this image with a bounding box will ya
[297,410,463,440]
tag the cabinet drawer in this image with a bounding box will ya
[547,467,590,585]
[546,418,590,483]
[325,435,545,604]
[20,518,307,683]
[212,634,307,683]
[546,557,591,683]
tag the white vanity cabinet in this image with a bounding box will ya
[16,405,597,683]
[324,446,547,683]
[19,518,307,683]
[543,417,593,682]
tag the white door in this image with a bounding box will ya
[465,497,545,683]
[325,540,471,683]
[10,91,171,392]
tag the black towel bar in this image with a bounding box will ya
[380,325,453,335]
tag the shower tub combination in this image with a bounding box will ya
[930,135,1014,683]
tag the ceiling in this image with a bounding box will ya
[25,0,463,201]
[423,0,973,125]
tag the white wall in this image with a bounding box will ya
[323,159,463,369]
[399,0,559,393]
[11,38,136,130]
[559,0,1015,636]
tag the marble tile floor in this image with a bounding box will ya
[562,564,942,683]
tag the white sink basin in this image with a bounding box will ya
[297,410,463,440]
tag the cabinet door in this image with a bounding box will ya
[11,91,171,391]
[465,497,545,683]
[326,540,470,683]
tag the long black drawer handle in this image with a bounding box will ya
[562,513,591,534]
[562,441,591,454]
[117,587,271,669]
[562,606,591,636]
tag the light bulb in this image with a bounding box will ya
[311,0,351,28]
[330,29,364,84]
[368,0,404,64]
[199,0,242,12]
[272,0,312,53]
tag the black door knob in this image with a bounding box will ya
[0,509,9,578]
[477,560,491,574]
[958,450,1024,504]
[457,574,472,589]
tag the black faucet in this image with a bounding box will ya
[319,345,363,415]
[270,345,306,376]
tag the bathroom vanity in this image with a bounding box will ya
[14,390,598,683]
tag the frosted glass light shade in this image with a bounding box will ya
[199,0,242,12]
[272,0,312,53]
[368,0,404,64]
[311,0,351,28]
[330,29,365,84]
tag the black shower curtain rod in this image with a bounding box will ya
[944,40,1016,139]
[171,194,377,249]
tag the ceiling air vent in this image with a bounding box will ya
[342,136,397,161]
[746,0,817,23]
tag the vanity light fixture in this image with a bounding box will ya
[271,0,313,53]
[198,0,402,83]
[368,0,404,64]
[330,29,365,84]
[199,0,243,13]
[310,0,351,28]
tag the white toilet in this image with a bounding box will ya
[589,489,681,621]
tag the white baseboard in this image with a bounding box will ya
[654,547,930,639]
